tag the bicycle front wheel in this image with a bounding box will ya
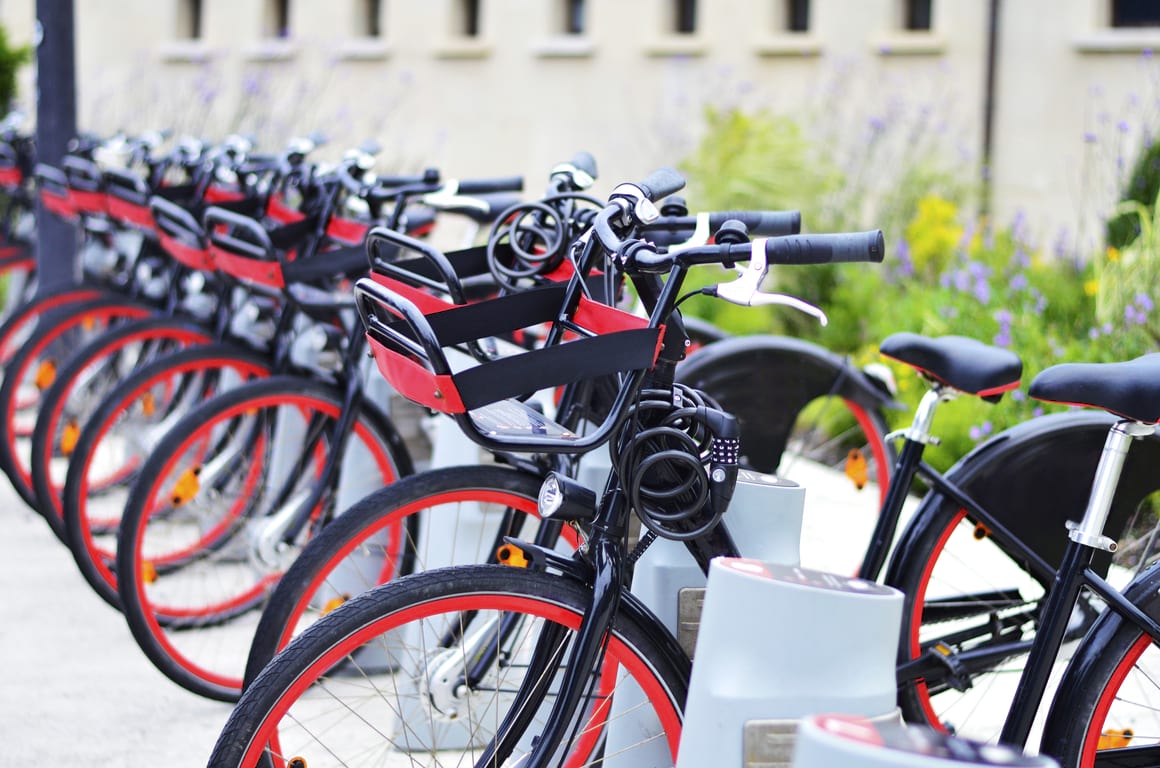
[244,463,579,687]
[117,376,412,701]
[210,565,689,768]
[62,343,270,608]
[1039,580,1160,768]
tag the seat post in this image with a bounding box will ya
[1070,420,1156,552]
[859,384,953,580]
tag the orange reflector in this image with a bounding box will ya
[61,419,80,456]
[973,522,992,540]
[141,561,157,584]
[170,466,201,506]
[141,391,156,417]
[497,544,529,568]
[82,316,96,331]
[34,359,56,390]
[1098,729,1134,750]
[288,757,307,768]
[844,448,868,490]
[321,596,349,617]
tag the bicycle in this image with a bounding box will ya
[207,167,886,767]
[111,164,529,701]
[236,194,886,701]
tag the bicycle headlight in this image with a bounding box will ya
[537,472,597,523]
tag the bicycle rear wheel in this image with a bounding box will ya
[244,463,579,687]
[62,344,270,608]
[209,565,688,768]
[116,376,411,701]
[676,336,895,575]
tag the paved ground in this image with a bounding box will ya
[0,462,888,767]
[0,482,234,768]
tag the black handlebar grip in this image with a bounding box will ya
[709,211,801,237]
[569,151,598,179]
[765,230,885,265]
[457,176,524,194]
[638,167,686,202]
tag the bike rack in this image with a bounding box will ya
[792,714,1058,768]
[674,559,903,768]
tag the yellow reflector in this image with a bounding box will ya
[170,466,201,506]
[844,448,868,490]
[61,419,80,456]
[1098,729,1134,750]
[34,359,56,390]
[141,561,157,584]
[320,596,348,617]
[141,391,156,418]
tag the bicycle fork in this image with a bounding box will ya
[479,495,631,768]
[999,419,1155,747]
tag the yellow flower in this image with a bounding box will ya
[1107,246,1121,262]
[1084,279,1099,297]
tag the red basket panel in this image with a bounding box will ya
[160,231,214,271]
[107,196,155,230]
[211,246,287,288]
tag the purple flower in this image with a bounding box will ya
[1009,273,1028,291]
[1119,120,1131,133]
[1033,407,1044,418]
[994,309,1013,326]
[952,269,971,292]
[1135,293,1155,312]
[973,279,991,304]
[1012,389,1026,402]
[1089,327,1100,340]
[994,329,1011,348]
[1084,131,1098,143]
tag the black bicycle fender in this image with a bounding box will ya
[884,410,1160,584]
[676,335,897,472]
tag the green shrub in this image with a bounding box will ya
[0,24,30,110]
[1107,139,1160,250]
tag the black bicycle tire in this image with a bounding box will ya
[243,463,553,687]
[62,342,272,608]
[116,374,414,701]
[30,315,216,540]
[210,565,690,768]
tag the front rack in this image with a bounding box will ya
[355,272,662,453]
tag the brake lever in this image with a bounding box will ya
[421,181,491,214]
[664,211,712,254]
[709,237,829,326]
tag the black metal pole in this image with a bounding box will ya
[980,0,1001,218]
[34,0,77,294]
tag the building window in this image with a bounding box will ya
[563,0,585,34]
[177,0,203,39]
[453,0,481,37]
[785,0,808,32]
[264,0,290,38]
[358,0,382,37]
[904,0,932,31]
[1111,0,1160,27]
[673,0,696,34]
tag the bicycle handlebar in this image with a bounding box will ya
[637,167,686,202]
[454,176,525,195]
[642,210,802,239]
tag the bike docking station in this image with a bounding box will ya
[791,714,1059,768]
[603,468,809,768]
